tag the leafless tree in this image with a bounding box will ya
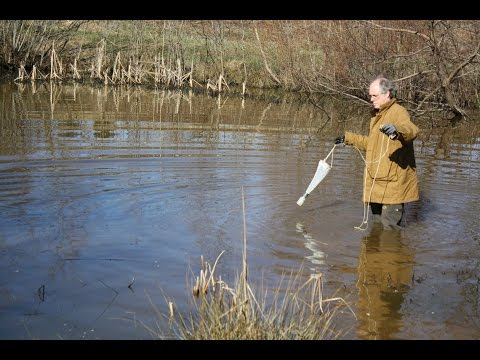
[292,20,480,120]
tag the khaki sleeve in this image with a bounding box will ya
[345,131,368,151]
[391,107,419,142]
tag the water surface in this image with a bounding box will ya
[0,82,479,339]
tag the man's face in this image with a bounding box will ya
[369,81,390,110]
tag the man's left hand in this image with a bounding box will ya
[380,123,398,138]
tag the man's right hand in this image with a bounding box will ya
[334,135,345,145]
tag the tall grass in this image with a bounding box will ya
[3,20,480,118]
[144,188,356,340]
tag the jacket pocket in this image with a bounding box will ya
[366,159,398,181]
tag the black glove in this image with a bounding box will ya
[334,135,345,145]
[380,123,398,139]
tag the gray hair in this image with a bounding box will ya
[374,77,398,98]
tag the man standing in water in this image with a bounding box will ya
[335,76,420,230]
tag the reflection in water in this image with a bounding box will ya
[356,223,414,340]
[295,222,328,272]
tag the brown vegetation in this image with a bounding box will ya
[1,20,479,120]
[143,188,355,340]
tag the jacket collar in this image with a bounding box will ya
[377,98,397,115]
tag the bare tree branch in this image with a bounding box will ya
[443,40,480,86]
[395,70,435,82]
[364,20,431,43]
[253,21,281,86]
[311,78,370,105]
[415,84,443,112]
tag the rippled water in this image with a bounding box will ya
[0,82,479,339]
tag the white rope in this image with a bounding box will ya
[319,140,391,231]
[324,143,337,166]
[353,135,391,231]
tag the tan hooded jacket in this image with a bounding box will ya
[344,99,419,204]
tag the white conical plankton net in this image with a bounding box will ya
[296,144,336,206]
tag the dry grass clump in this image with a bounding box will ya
[147,255,355,340]
[144,188,355,340]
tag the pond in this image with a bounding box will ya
[0,82,479,339]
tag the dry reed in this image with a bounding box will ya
[144,187,356,340]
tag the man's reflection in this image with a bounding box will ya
[356,223,414,339]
